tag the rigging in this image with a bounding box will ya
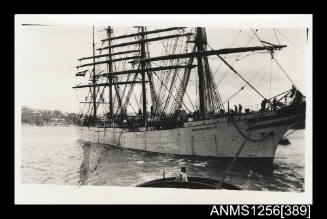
[250,28,296,87]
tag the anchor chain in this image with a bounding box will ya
[229,115,273,142]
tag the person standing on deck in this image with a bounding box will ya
[272,98,277,111]
[234,105,238,114]
[175,167,188,182]
[238,104,242,114]
[260,99,268,111]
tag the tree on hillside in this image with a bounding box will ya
[21,106,78,125]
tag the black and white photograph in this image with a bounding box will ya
[15,14,312,204]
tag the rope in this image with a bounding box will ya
[281,129,298,140]
[280,119,303,140]
[217,54,266,100]
[152,71,192,113]
[272,57,296,86]
[269,58,272,98]
[214,33,256,80]
[275,29,304,54]
[206,44,266,101]
[223,68,264,105]
[230,115,273,142]
[235,52,252,62]
[268,89,290,101]
[155,31,193,115]
[255,69,267,89]
[223,87,244,105]
[213,30,241,77]
[273,28,281,45]
[216,130,252,189]
[250,28,296,86]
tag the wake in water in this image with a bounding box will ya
[21,126,305,192]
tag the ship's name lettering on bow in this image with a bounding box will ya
[192,126,216,131]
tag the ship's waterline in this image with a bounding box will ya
[20,126,305,192]
[77,112,301,159]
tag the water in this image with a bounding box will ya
[20,126,305,192]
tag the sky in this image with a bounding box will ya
[15,15,311,114]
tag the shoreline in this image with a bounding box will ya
[21,123,75,127]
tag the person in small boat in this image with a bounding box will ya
[175,167,188,182]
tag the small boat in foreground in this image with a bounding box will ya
[136,176,242,190]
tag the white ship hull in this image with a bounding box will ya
[76,111,304,160]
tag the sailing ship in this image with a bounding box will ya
[73,26,306,162]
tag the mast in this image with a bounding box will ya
[140,26,147,130]
[92,26,97,121]
[107,26,113,120]
[74,27,287,122]
[195,27,206,119]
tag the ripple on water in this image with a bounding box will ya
[21,126,305,192]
